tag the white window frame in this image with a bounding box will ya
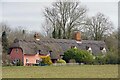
[26,58,29,63]
[36,59,39,64]
[87,47,92,53]
[101,47,106,54]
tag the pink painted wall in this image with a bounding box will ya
[23,54,40,66]
[10,48,41,66]
[10,48,23,62]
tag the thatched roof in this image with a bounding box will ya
[9,38,108,59]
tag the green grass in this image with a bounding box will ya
[2,65,118,78]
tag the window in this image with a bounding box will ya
[49,50,52,55]
[86,46,89,50]
[16,59,19,62]
[13,59,20,64]
[37,50,41,54]
[100,47,106,54]
[36,60,39,64]
[86,46,92,53]
[71,46,77,49]
[15,59,20,62]
[26,59,29,63]
[38,50,41,54]
[16,48,18,53]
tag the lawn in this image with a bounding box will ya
[2,65,118,78]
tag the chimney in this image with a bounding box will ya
[74,32,81,41]
[34,32,40,41]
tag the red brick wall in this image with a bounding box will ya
[10,48,23,63]
[10,48,45,66]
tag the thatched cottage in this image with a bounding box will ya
[9,32,108,66]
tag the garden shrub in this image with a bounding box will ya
[94,56,106,65]
[63,48,76,63]
[104,53,118,64]
[118,57,120,64]
[69,59,76,63]
[63,48,118,65]
[93,52,118,65]
[42,56,53,65]
[63,48,94,64]
[57,59,66,63]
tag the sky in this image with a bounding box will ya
[1,0,118,34]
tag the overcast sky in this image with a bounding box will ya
[1,0,118,34]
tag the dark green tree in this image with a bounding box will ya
[63,48,94,64]
[52,28,57,38]
[2,31,9,53]
[22,29,26,39]
[58,28,61,39]
[104,53,118,64]
[63,49,76,63]
[84,13,113,40]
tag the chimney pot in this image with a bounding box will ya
[75,32,81,41]
[34,33,40,41]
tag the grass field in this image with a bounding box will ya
[2,65,118,78]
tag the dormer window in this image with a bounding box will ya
[86,46,92,53]
[39,50,42,55]
[71,46,77,49]
[100,47,106,54]
[37,50,41,54]
[49,50,52,54]
[34,33,40,41]
[100,47,103,50]
[86,46,89,50]
[38,50,41,53]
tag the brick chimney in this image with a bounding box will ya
[74,32,81,41]
[34,32,40,41]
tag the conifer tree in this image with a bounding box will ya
[2,31,9,53]
[52,28,56,38]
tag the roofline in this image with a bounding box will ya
[9,47,23,54]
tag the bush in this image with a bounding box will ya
[93,53,118,65]
[104,53,118,64]
[63,48,94,64]
[118,57,120,64]
[69,59,76,63]
[57,59,66,63]
[94,56,106,65]
[2,54,12,66]
[63,49,76,63]
[63,48,118,65]
[42,56,53,65]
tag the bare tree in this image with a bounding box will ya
[0,23,11,47]
[43,0,87,39]
[0,23,11,36]
[84,12,113,40]
[104,30,118,55]
[42,18,53,37]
